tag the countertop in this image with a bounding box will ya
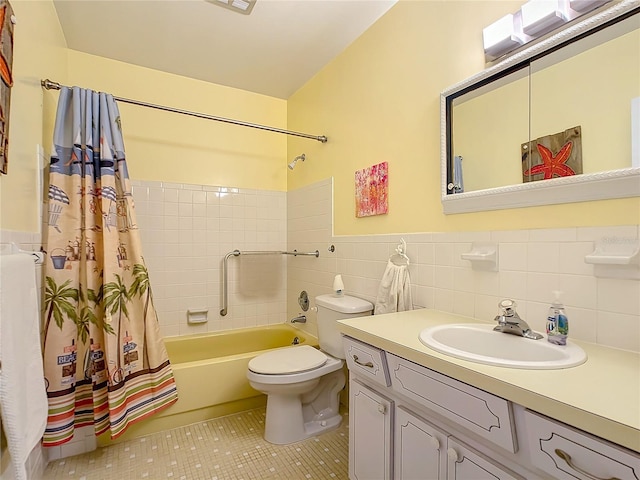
[338,309,640,453]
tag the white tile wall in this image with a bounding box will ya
[131,180,288,337]
[43,425,96,462]
[286,179,640,353]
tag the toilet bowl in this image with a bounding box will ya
[247,345,345,444]
[247,294,373,445]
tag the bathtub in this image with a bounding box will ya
[98,323,317,445]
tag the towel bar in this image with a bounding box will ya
[8,243,44,264]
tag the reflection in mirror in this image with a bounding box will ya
[442,1,640,214]
[452,66,530,192]
[530,14,639,175]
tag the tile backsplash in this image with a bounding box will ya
[288,179,640,353]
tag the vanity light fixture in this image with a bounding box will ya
[483,0,613,62]
[483,13,525,60]
[206,0,257,15]
[521,0,570,37]
[569,0,610,12]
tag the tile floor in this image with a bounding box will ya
[41,408,349,479]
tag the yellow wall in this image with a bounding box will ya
[287,0,640,235]
[454,73,529,191]
[0,0,66,470]
[3,0,639,236]
[0,0,67,233]
[531,28,639,172]
[66,51,287,190]
[454,28,639,192]
[1,0,288,237]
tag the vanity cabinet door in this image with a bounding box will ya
[394,406,446,480]
[446,438,524,480]
[349,379,394,480]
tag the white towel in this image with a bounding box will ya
[0,254,48,480]
[374,260,413,315]
[453,155,464,193]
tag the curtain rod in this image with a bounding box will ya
[40,79,328,143]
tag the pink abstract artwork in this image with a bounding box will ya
[355,161,388,218]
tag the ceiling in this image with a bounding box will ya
[53,0,397,99]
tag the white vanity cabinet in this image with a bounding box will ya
[342,335,640,480]
[349,379,393,480]
[395,406,446,480]
[343,335,524,480]
[386,352,516,453]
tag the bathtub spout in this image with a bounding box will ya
[290,315,307,324]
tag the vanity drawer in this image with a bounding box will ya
[386,353,517,453]
[343,336,390,387]
[523,410,640,480]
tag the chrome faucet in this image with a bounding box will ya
[493,299,543,340]
[290,315,307,324]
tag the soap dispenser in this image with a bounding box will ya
[546,291,568,345]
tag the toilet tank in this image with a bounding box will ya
[315,294,373,359]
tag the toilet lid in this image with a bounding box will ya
[248,345,328,375]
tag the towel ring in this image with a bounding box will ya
[390,238,410,266]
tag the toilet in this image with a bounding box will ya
[247,294,373,444]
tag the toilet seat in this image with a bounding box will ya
[246,294,372,445]
[249,345,328,375]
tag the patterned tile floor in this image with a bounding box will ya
[41,408,349,480]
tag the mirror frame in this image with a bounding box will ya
[441,0,640,214]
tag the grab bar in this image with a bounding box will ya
[220,249,319,316]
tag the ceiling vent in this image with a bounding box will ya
[206,0,257,15]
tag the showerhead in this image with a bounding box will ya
[288,154,306,170]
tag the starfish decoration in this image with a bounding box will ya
[524,142,575,180]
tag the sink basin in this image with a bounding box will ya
[419,323,587,369]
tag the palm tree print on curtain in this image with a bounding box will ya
[42,87,178,446]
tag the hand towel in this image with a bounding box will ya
[0,254,48,480]
[453,155,464,193]
[374,260,413,315]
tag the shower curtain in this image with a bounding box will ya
[42,87,178,446]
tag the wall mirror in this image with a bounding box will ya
[441,0,640,214]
